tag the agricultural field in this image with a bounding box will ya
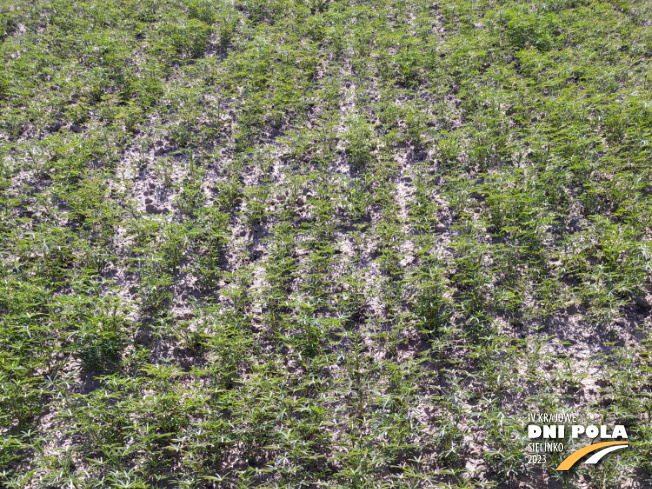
[0,0,651,487]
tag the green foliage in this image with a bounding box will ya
[344,114,376,170]
[1,0,651,486]
[159,19,214,59]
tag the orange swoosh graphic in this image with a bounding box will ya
[556,441,628,470]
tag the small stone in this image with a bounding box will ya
[146,204,168,214]
[48,122,62,133]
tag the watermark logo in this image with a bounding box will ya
[555,441,628,470]
[526,413,629,470]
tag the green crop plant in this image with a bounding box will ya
[0,0,651,486]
